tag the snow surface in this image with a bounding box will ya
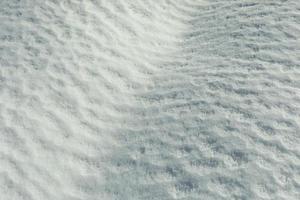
[0,0,300,199]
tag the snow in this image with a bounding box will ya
[0,0,299,199]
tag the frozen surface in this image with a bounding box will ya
[0,0,300,199]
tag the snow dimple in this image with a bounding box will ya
[0,0,300,200]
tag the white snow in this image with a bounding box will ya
[0,0,300,199]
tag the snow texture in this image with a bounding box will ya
[0,0,300,200]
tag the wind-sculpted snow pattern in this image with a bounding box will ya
[0,0,299,200]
